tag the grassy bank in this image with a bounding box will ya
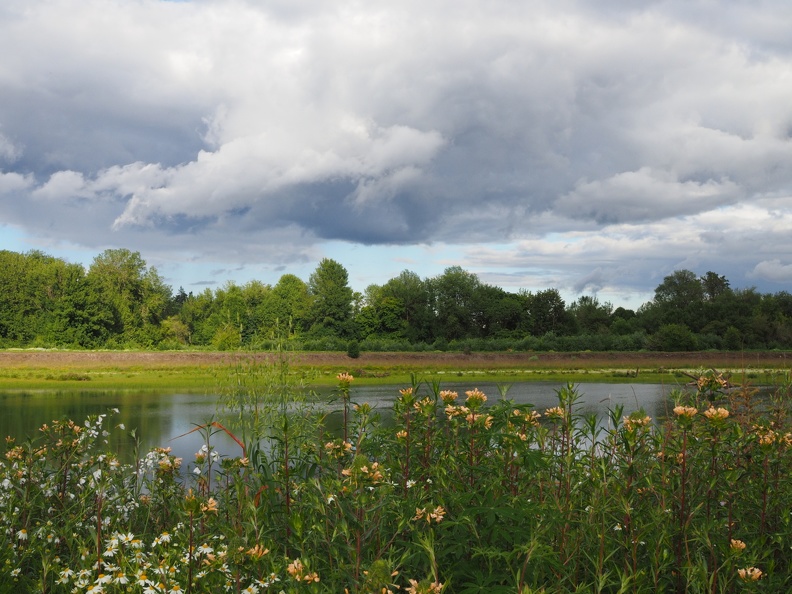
[0,349,790,391]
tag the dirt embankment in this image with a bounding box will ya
[0,350,788,371]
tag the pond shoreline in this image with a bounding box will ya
[0,349,789,390]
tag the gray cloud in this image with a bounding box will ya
[1,0,792,301]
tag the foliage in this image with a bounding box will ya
[4,247,792,352]
[306,258,355,338]
[2,369,792,592]
[347,340,361,359]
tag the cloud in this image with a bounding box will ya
[1,0,792,300]
[0,131,21,163]
[750,260,792,284]
[556,168,741,224]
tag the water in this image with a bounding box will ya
[0,382,679,466]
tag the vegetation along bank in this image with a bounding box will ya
[2,248,792,353]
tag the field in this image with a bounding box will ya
[0,349,790,390]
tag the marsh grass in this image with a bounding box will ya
[1,365,791,593]
[1,349,790,390]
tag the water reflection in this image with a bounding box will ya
[0,391,237,469]
[0,382,682,466]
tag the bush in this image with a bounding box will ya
[649,323,698,351]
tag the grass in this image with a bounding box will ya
[0,348,790,390]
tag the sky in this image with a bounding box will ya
[1,0,791,310]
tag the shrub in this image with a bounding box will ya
[346,340,361,358]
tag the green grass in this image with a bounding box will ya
[1,348,789,391]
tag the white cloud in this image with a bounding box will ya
[0,171,32,194]
[751,260,792,283]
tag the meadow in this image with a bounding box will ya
[0,349,790,390]
[1,351,791,593]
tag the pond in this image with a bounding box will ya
[0,381,684,466]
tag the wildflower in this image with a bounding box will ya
[406,578,444,593]
[337,372,354,384]
[247,544,269,559]
[514,409,541,426]
[17,528,27,541]
[96,573,112,584]
[153,532,171,546]
[673,405,698,418]
[286,558,320,583]
[396,430,408,439]
[623,414,652,431]
[413,506,446,524]
[399,387,414,397]
[196,543,214,555]
[738,567,762,581]
[730,539,746,552]
[703,407,729,421]
[10,568,21,578]
[755,426,778,446]
[287,558,305,578]
[465,388,487,408]
[439,390,458,404]
[201,498,219,513]
[544,406,565,420]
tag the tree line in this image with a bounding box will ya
[1,248,791,352]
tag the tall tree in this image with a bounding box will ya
[380,270,432,342]
[520,288,567,336]
[428,266,481,341]
[306,259,354,337]
[568,295,613,334]
[652,269,705,330]
[700,271,730,301]
[270,273,311,335]
[87,248,171,345]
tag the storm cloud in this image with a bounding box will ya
[1,0,791,302]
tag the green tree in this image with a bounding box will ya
[471,284,525,338]
[269,273,311,334]
[355,284,409,339]
[700,271,730,301]
[652,269,705,330]
[86,248,172,346]
[428,266,481,341]
[568,295,613,334]
[520,288,567,336]
[379,270,432,342]
[306,258,354,337]
[47,268,115,347]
